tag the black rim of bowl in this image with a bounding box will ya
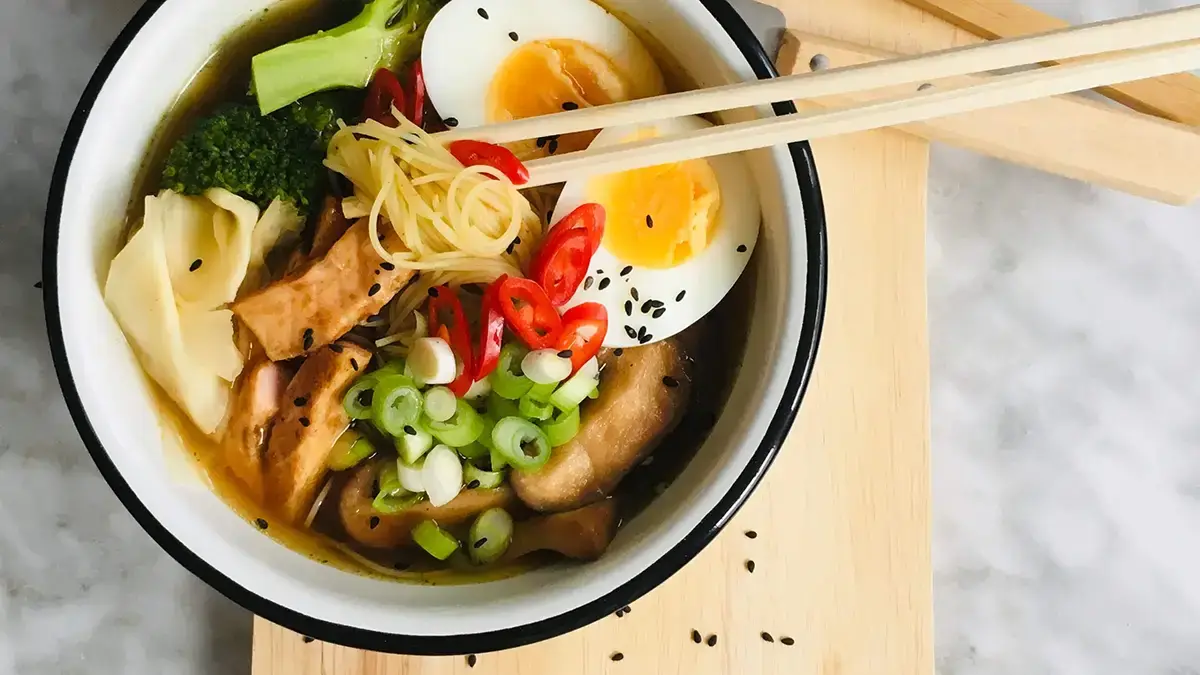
[42,0,828,656]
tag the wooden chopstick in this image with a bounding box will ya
[520,40,1200,188]
[440,4,1200,147]
[898,0,1200,125]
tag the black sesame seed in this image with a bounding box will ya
[299,417,311,428]
[598,277,611,290]
[428,286,439,297]
[350,358,359,371]
[641,301,654,313]
[583,276,594,290]
[368,283,382,297]
[189,258,203,272]
[476,7,488,18]
[781,637,795,646]
[645,214,654,228]
[34,281,42,289]
[640,333,652,344]
[508,31,519,41]
[745,560,756,573]
[652,308,666,319]
[624,301,633,316]
[404,425,417,436]
[473,537,488,549]
[562,101,579,110]
[706,634,718,647]
[374,270,380,276]
[650,300,665,308]
[506,241,517,255]
[620,265,633,276]
[613,348,624,356]
[381,261,395,271]
[302,636,315,643]
[369,516,380,530]
[514,236,521,245]
[631,288,639,301]
[692,630,702,643]
[596,269,604,274]
[293,397,308,407]
[761,632,774,643]
[610,652,624,662]
[444,117,459,127]
[467,479,481,489]
[621,605,631,613]
[662,376,679,388]
[676,290,686,302]
[558,349,573,358]
[625,326,637,339]
[615,609,625,618]
[329,343,344,353]
[548,139,559,154]
[302,328,314,350]
[393,561,411,571]
[536,136,548,148]
[737,244,748,253]
[745,530,758,539]
[255,518,268,530]
[637,326,647,340]
[467,654,477,668]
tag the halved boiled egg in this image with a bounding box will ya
[552,116,760,348]
[421,0,666,159]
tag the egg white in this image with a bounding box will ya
[421,0,664,130]
[552,116,761,349]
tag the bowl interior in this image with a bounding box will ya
[48,0,813,646]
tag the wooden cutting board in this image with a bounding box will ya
[252,0,940,672]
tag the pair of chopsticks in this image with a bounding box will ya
[437,4,1200,189]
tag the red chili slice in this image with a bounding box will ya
[474,275,508,380]
[447,140,531,185]
[552,203,606,255]
[364,68,407,127]
[556,303,609,373]
[530,228,592,306]
[496,277,563,349]
[410,60,427,129]
[427,285,475,397]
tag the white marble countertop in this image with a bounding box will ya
[3,0,1200,673]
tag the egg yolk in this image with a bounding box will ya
[587,131,722,269]
[488,39,633,158]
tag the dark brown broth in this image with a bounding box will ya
[138,0,753,583]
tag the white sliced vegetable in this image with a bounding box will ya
[408,337,457,384]
[421,444,464,507]
[397,423,434,464]
[521,349,573,385]
[550,358,601,411]
[464,376,492,401]
[575,356,600,382]
[423,386,458,422]
[396,459,426,493]
[468,507,514,565]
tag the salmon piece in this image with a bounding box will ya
[233,218,413,361]
[510,339,691,512]
[221,359,292,503]
[501,500,620,563]
[310,196,353,260]
[339,460,517,549]
[264,341,372,522]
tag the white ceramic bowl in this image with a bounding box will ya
[43,0,827,654]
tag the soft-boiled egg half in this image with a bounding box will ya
[553,116,760,349]
[421,0,666,159]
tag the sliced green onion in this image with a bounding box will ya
[412,520,460,560]
[422,444,464,507]
[521,349,572,385]
[371,375,423,436]
[396,420,435,464]
[327,429,376,471]
[426,399,485,448]
[343,375,379,420]
[486,391,520,421]
[468,508,514,565]
[457,441,489,460]
[490,343,533,400]
[377,461,405,498]
[423,386,458,423]
[463,462,505,489]
[396,459,425,493]
[491,416,552,472]
[490,446,508,471]
[539,405,581,447]
[518,394,554,421]
[372,490,424,515]
[526,381,557,402]
[550,360,600,411]
[374,359,407,379]
[476,414,498,452]
[464,377,492,401]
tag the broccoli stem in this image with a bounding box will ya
[251,0,437,116]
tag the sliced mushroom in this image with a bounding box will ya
[501,499,620,563]
[221,358,292,503]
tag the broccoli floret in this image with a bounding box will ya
[160,94,349,211]
[251,0,446,115]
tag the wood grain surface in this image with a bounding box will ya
[252,0,936,672]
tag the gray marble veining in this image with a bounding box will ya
[1,0,1198,673]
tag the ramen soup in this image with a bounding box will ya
[105,0,759,581]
